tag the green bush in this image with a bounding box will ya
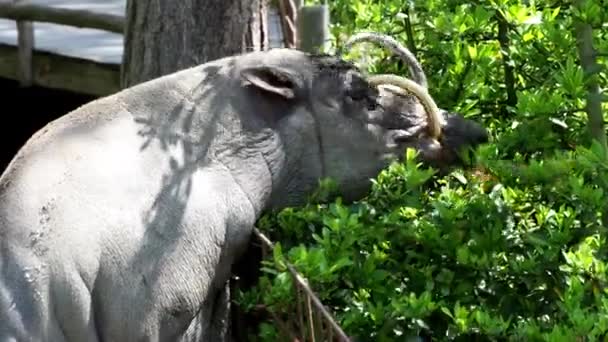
[237,0,608,340]
[240,145,608,340]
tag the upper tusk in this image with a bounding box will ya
[344,32,429,89]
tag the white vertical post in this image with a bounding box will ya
[296,4,330,53]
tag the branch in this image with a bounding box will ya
[595,51,608,58]
[403,6,418,56]
[495,11,517,114]
[573,0,607,156]
[0,2,125,34]
[452,58,472,107]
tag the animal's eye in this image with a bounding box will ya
[346,89,368,101]
[366,97,379,110]
[346,89,378,110]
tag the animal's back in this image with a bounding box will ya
[0,73,190,338]
[0,93,141,341]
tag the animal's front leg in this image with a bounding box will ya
[178,280,233,342]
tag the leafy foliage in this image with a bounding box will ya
[238,0,608,340]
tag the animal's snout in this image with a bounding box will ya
[410,113,490,171]
[469,121,490,145]
[441,113,489,148]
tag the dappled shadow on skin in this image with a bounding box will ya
[121,62,242,339]
[133,65,222,153]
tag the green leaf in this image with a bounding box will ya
[467,45,478,60]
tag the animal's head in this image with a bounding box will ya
[235,49,452,206]
[341,32,489,171]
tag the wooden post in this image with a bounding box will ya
[14,0,34,87]
[296,4,330,53]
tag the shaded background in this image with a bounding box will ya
[0,78,94,170]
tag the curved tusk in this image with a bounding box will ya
[344,32,428,89]
[368,74,442,140]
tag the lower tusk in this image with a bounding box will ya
[368,74,442,140]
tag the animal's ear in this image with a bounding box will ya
[240,66,300,99]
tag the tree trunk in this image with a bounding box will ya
[121,0,268,88]
[119,1,268,341]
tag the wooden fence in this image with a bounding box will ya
[0,1,123,94]
[0,1,330,96]
[0,2,124,33]
[0,1,347,340]
[253,227,351,342]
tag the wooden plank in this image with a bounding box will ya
[0,43,120,96]
[14,0,34,87]
[0,18,124,65]
[0,2,125,33]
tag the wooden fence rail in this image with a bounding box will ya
[0,2,124,94]
[0,2,124,33]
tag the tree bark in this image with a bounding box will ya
[121,0,268,88]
